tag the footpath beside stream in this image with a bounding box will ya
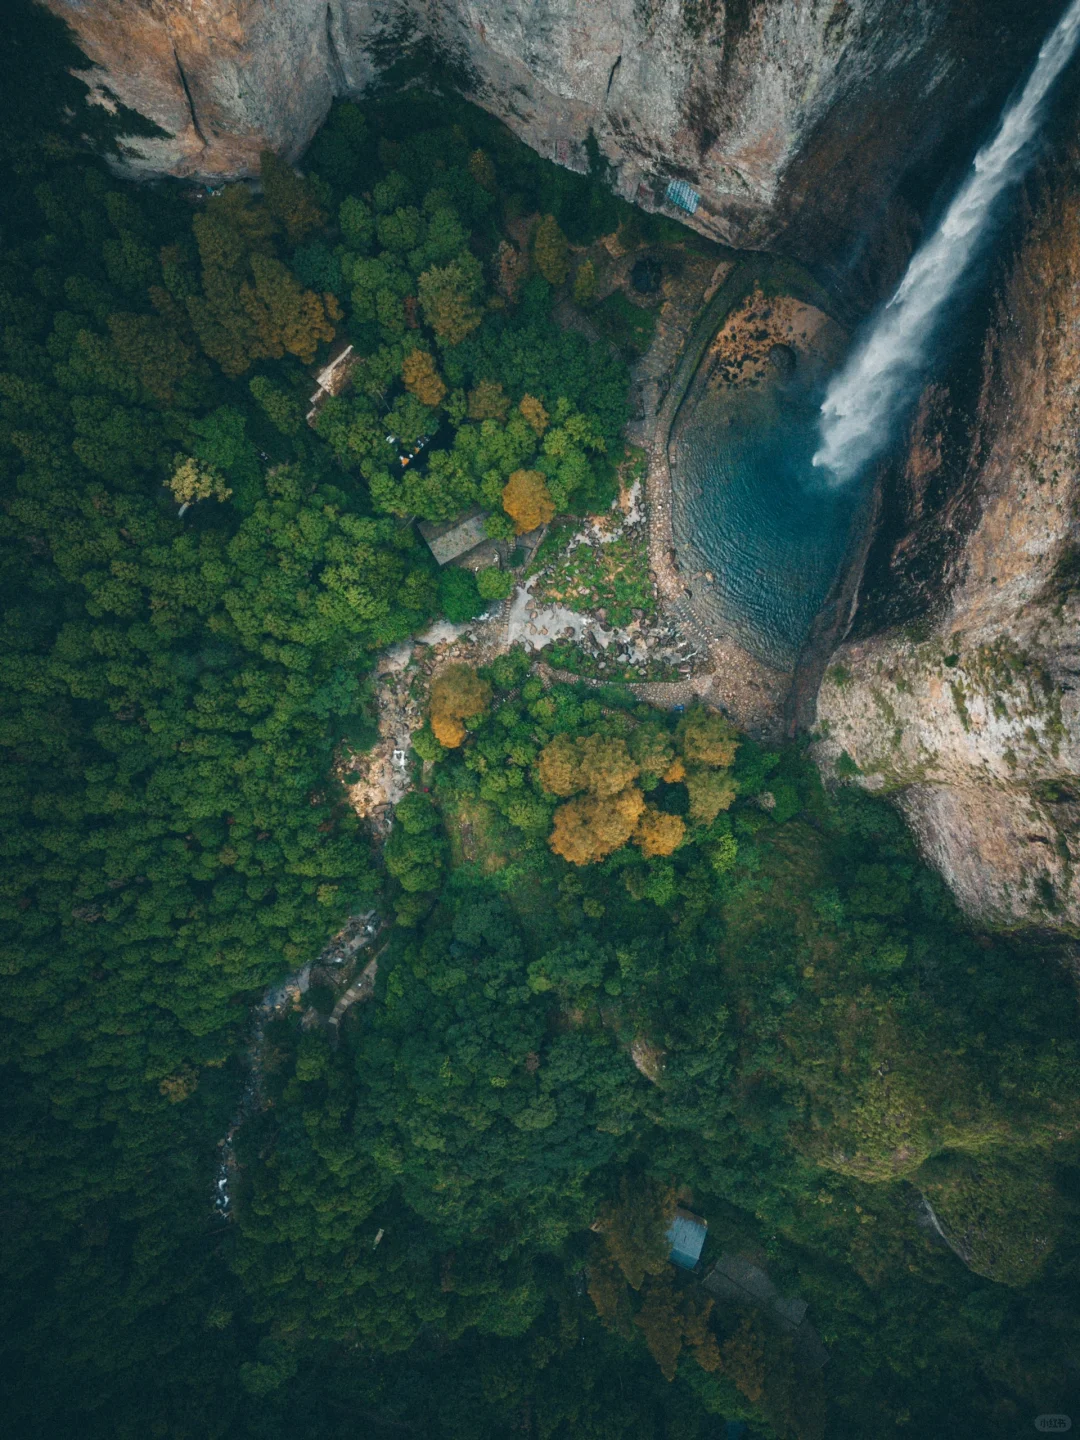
[214,910,383,1217]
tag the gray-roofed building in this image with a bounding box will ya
[418,508,491,567]
[704,1253,829,1371]
[667,1207,708,1270]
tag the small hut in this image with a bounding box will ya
[666,1207,708,1270]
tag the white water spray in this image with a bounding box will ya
[814,0,1080,482]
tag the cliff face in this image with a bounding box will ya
[815,170,1080,934]
[47,0,1058,276]
[43,0,419,181]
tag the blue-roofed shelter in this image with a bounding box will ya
[665,178,700,215]
[667,1207,707,1269]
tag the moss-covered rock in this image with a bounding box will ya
[918,1148,1067,1286]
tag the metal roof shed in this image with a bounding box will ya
[667,1207,707,1270]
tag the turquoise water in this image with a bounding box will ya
[670,365,866,670]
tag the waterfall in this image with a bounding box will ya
[813,0,1080,483]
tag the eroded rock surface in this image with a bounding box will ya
[48,0,1059,274]
[815,169,1080,932]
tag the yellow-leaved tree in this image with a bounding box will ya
[538,733,646,864]
[502,468,555,534]
[167,456,231,507]
[402,348,447,407]
[519,394,549,435]
[429,664,491,748]
[533,214,570,286]
[684,768,737,825]
[677,706,739,767]
[674,705,739,824]
[635,807,685,857]
[549,789,645,866]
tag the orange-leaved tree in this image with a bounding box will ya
[722,1316,767,1404]
[242,253,337,364]
[429,664,491,748]
[549,788,645,865]
[594,1175,676,1290]
[634,1273,722,1382]
[502,468,555,533]
[519,394,549,435]
[537,732,648,865]
[537,731,694,864]
[635,807,685,857]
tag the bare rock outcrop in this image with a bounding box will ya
[43,0,420,180]
[815,169,1080,933]
[47,0,1060,276]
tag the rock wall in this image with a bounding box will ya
[43,0,421,181]
[47,0,1059,278]
[815,167,1080,933]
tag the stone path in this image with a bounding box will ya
[327,951,382,1044]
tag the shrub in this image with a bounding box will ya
[476,566,515,601]
[438,566,484,623]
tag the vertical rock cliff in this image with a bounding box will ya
[815,164,1080,933]
[42,0,421,181]
[46,0,1059,273]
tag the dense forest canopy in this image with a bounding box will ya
[1,4,1079,1437]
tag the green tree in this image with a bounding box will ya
[385,793,448,894]
[418,254,484,346]
[106,311,196,404]
[534,214,570,286]
[573,258,597,307]
[260,148,326,243]
[249,374,304,434]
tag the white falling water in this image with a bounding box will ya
[813,0,1080,483]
